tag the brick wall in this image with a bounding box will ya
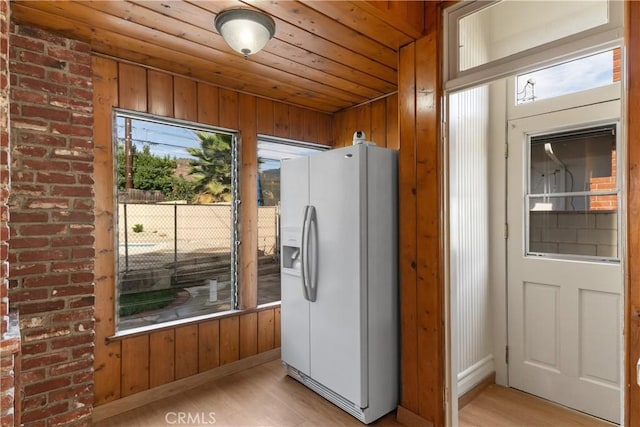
[8,23,95,426]
[530,211,617,258]
[590,147,617,211]
[1,1,22,427]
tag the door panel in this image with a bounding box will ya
[308,145,367,407]
[280,157,310,375]
[507,101,622,423]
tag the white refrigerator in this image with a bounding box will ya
[280,144,398,424]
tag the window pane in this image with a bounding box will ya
[459,0,609,72]
[529,125,616,202]
[256,140,325,305]
[529,199,617,259]
[516,50,617,104]
[115,113,236,331]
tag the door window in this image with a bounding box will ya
[526,124,619,259]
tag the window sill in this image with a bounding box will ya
[106,302,280,342]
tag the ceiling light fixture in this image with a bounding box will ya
[214,9,276,58]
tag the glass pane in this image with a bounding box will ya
[459,0,609,72]
[516,50,618,104]
[256,140,325,305]
[529,125,616,204]
[529,198,617,258]
[115,114,235,331]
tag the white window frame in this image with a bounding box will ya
[444,0,624,91]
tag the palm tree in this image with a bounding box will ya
[186,132,233,202]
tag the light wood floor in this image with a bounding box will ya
[94,360,612,426]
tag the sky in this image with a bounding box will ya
[516,50,614,104]
[115,115,323,171]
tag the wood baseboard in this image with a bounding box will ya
[396,405,435,427]
[458,372,495,410]
[92,348,281,423]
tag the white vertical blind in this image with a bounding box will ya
[449,84,493,391]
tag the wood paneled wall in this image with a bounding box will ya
[626,1,640,424]
[396,2,445,425]
[92,55,330,406]
[332,94,399,149]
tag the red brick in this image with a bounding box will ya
[51,236,93,247]
[9,237,48,249]
[8,288,48,302]
[71,113,93,127]
[47,45,91,65]
[24,326,71,343]
[21,352,69,371]
[47,406,92,426]
[10,34,45,53]
[68,224,93,235]
[21,342,48,356]
[19,224,66,236]
[51,185,92,198]
[69,296,93,309]
[19,76,67,96]
[9,263,47,277]
[23,274,68,288]
[72,370,92,385]
[26,198,70,210]
[36,171,75,184]
[13,144,48,157]
[71,344,93,359]
[70,272,93,283]
[22,394,47,412]
[0,414,14,427]
[68,63,91,77]
[71,87,93,102]
[20,299,65,315]
[71,248,94,259]
[70,161,92,173]
[19,248,69,263]
[49,95,92,113]
[51,308,92,323]
[10,61,45,78]
[51,124,92,138]
[10,183,46,196]
[21,402,69,423]
[17,26,67,46]
[52,285,93,297]
[76,174,94,186]
[11,88,47,104]
[25,376,72,396]
[51,261,92,273]
[22,105,71,122]
[50,334,93,352]
[18,50,66,70]
[47,382,92,402]
[20,368,46,384]
[18,132,66,147]
[8,211,49,222]
[0,393,13,412]
[22,159,70,171]
[51,211,93,223]
[49,358,93,377]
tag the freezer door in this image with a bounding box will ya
[308,145,368,408]
[280,157,310,375]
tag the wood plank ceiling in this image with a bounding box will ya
[10,1,426,113]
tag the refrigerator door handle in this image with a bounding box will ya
[301,205,312,301]
[307,206,318,302]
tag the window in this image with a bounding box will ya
[114,111,238,331]
[445,0,622,87]
[516,49,618,105]
[527,124,619,260]
[256,137,326,305]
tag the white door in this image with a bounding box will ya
[309,146,367,407]
[507,101,622,423]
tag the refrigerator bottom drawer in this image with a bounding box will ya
[284,363,392,424]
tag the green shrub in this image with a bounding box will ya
[132,223,144,233]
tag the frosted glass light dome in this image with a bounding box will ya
[214,9,276,57]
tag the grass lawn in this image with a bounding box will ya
[119,288,180,317]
